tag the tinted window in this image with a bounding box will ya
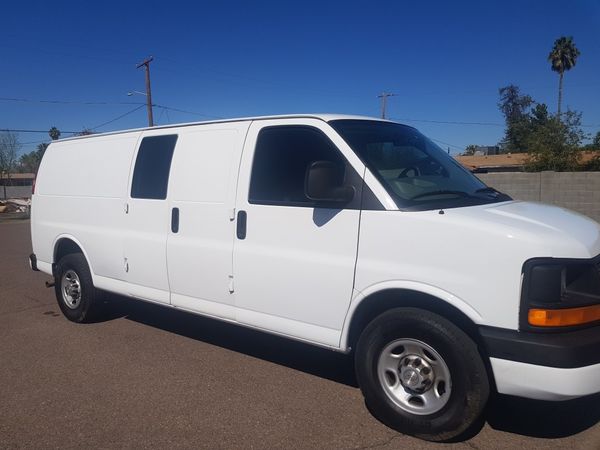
[131,135,178,199]
[249,126,346,206]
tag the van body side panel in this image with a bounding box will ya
[166,123,250,319]
[232,119,364,347]
[32,133,141,280]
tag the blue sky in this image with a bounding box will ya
[2,0,600,155]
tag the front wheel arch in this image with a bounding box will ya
[346,289,484,355]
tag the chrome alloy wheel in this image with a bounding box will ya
[60,269,82,309]
[377,338,452,415]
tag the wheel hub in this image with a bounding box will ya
[377,338,452,415]
[61,270,82,309]
[399,354,435,392]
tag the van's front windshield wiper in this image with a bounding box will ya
[475,187,512,200]
[411,190,471,200]
[475,187,501,196]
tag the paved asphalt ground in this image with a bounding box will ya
[1,220,600,449]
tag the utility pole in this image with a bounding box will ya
[136,57,154,127]
[378,92,396,119]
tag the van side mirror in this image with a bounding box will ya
[305,161,355,204]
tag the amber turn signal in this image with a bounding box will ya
[528,304,600,327]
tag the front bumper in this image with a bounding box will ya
[490,358,600,400]
[480,325,600,400]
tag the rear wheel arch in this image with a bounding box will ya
[54,237,83,261]
[52,236,93,277]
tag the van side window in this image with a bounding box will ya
[131,135,178,200]
[249,126,346,206]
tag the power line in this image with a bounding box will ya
[91,105,146,130]
[1,94,222,122]
[0,128,79,134]
[88,104,221,131]
[0,96,144,106]
[2,104,219,139]
[393,117,504,127]
[154,105,223,119]
[429,137,463,150]
[392,116,599,128]
[156,107,166,125]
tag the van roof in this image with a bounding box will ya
[59,114,395,142]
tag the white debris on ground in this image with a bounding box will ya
[0,198,31,213]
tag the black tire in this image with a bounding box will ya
[54,253,102,323]
[355,307,489,442]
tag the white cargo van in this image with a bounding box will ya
[30,115,600,441]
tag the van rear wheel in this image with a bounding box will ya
[54,253,101,323]
[355,307,489,442]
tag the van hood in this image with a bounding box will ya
[450,201,600,259]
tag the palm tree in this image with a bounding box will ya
[548,36,580,117]
[48,126,61,141]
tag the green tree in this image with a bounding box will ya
[463,145,479,156]
[498,85,534,152]
[548,36,580,117]
[18,142,48,174]
[0,132,21,199]
[0,131,21,181]
[49,126,61,141]
[19,152,38,174]
[526,110,585,171]
[37,142,49,155]
[593,131,600,148]
[581,131,600,150]
[529,103,550,128]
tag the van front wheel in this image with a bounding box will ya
[355,307,489,442]
[54,253,101,323]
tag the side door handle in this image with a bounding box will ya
[237,210,247,239]
[171,207,179,233]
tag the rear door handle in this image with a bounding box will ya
[237,210,247,239]
[171,207,179,233]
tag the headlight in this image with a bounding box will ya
[521,257,600,330]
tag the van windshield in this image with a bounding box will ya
[329,120,511,211]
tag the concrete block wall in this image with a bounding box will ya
[477,172,541,202]
[478,172,600,223]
